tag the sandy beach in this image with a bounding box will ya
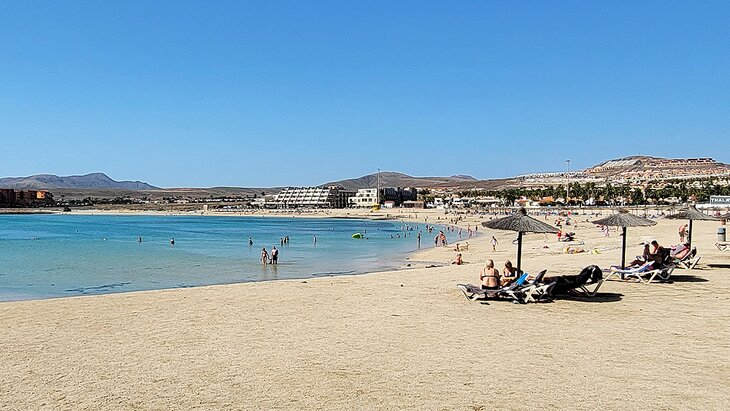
[1,209,729,410]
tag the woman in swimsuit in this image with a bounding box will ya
[480,259,500,289]
[502,260,518,286]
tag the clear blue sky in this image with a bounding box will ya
[1,1,728,188]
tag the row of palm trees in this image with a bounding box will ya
[458,178,730,206]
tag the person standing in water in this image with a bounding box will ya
[313,235,317,245]
[170,238,175,246]
[248,237,254,246]
[271,246,279,264]
[138,236,142,243]
[260,247,269,265]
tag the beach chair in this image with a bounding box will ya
[674,247,701,270]
[605,261,654,282]
[625,264,676,284]
[572,274,606,297]
[520,270,555,303]
[499,273,533,304]
[457,273,530,303]
[548,265,604,297]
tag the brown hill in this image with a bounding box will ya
[324,172,479,191]
[0,173,158,190]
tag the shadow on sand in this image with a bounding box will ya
[665,274,708,283]
[707,263,730,269]
[556,292,624,303]
[474,293,624,305]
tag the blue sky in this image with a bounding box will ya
[1,1,728,187]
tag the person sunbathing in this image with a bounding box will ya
[501,260,518,286]
[671,243,690,259]
[452,253,464,265]
[480,259,500,289]
[648,240,670,266]
[626,244,651,267]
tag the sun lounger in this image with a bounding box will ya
[625,264,676,284]
[572,268,608,297]
[521,270,555,303]
[605,261,654,282]
[673,247,701,270]
[457,273,530,303]
[547,265,604,297]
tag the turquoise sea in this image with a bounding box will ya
[0,214,449,301]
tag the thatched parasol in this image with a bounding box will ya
[665,205,719,249]
[482,208,559,273]
[592,209,656,269]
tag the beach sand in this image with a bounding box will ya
[1,210,729,410]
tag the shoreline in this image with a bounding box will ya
[2,211,727,409]
[0,210,465,303]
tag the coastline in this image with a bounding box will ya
[0,209,461,302]
[1,211,728,409]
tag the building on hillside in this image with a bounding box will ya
[273,186,354,209]
[348,188,379,208]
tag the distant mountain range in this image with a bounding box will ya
[324,172,479,191]
[0,173,158,190]
[2,156,728,195]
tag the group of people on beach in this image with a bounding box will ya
[479,259,519,289]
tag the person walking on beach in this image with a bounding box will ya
[271,246,279,264]
[678,224,687,243]
[260,247,269,265]
[490,236,498,251]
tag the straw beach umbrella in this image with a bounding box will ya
[665,205,719,249]
[481,208,559,273]
[592,209,656,269]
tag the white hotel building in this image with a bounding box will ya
[348,188,379,208]
[273,186,353,208]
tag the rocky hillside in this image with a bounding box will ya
[0,173,159,190]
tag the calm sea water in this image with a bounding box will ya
[0,214,451,301]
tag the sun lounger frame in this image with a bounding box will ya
[457,273,530,303]
[625,265,676,284]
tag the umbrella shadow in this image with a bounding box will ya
[556,292,624,303]
[667,274,708,283]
